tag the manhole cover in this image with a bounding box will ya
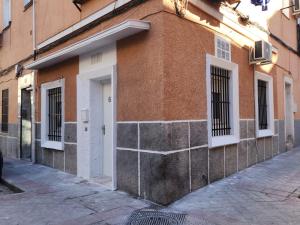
[126,209,186,225]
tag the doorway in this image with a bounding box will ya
[77,65,117,190]
[20,88,32,160]
[284,79,294,149]
[102,82,113,178]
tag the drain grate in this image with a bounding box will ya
[126,209,186,225]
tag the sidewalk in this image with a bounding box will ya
[171,147,300,225]
[0,160,149,225]
[1,148,300,225]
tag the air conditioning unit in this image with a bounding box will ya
[250,40,272,65]
[293,0,300,15]
[15,64,23,77]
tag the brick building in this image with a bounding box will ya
[0,0,300,205]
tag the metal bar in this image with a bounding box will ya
[280,4,295,11]
[212,66,215,136]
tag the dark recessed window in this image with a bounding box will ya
[211,66,231,136]
[48,87,62,142]
[1,89,9,133]
[258,80,268,130]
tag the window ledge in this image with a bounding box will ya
[256,129,273,138]
[41,141,64,151]
[210,135,239,148]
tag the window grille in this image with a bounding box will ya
[257,80,268,129]
[1,89,8,133]
[211,66,231,136]
[48,87,62,141]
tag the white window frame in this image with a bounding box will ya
[41,79,65,150]
[206,54,240,148]
[254,72,274,138]
[215,35,231,62]
[2,0,11,29]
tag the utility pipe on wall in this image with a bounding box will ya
[32,0,36,53]
[32,0,37,163]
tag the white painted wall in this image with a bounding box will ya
[79,44,116,74]
[77,44,117,184]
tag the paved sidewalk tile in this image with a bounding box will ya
[1,148,300,225]
[171,148,300,225]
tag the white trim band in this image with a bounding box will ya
[26,20,150,70]
[37,0,133,50]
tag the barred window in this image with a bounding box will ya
[1,89,8,133]
[257,80,268,130]
[48,87,62,141]
[211,66,231,136]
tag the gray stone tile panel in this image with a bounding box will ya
[279,120,286,153]
[117,123,138,149]
[191,147,208,191]
[275,120,279,135]
[35,123,41,139]
[116,149,138,196]
[248,139,257,166]
[209,147,224,183]
[0,136,7,157]
[225,144,237,177]
[8,138,18,158]
[53,151,65,171]
[265,137,273,160]
[240,120,247,139]
[35,141,43,164]
[238,141,247,171]
[64,123,77,143]
[43,149,54,168]
[140,122,189,151]
[294,120,300,147]
[272,135,279,156]
[190,121,208,147]
[8,124,18,138]
[140,151,189,205]
[65,144,77,175]
[257,138,265,162]
[247,120,255,139]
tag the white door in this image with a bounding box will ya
[102,83,112,177]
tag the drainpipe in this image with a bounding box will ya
[31,72,36,163]
[31,0,36,163]
[32,0,36,52]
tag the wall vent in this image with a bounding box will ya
[91,52,103,65]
